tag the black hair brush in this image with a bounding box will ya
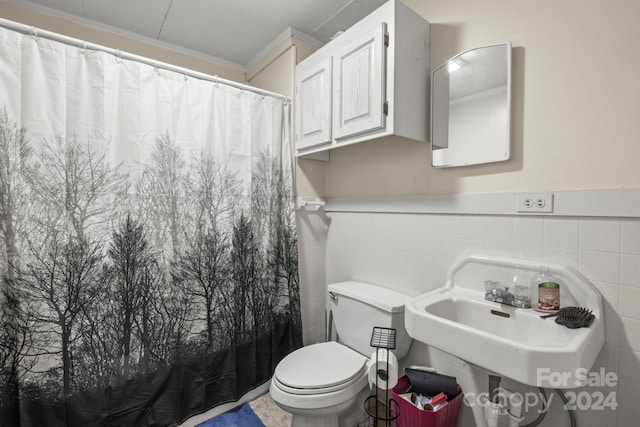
[540,306,595,329]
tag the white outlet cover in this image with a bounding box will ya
[517,192,554,213]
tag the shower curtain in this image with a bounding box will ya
[0,24,301,426]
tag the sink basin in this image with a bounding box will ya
[404,255,605,388]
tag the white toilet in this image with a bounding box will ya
[269,281,413,427]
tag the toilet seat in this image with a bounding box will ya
[273,342,368,396]
[270,342,370,412]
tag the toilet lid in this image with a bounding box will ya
[275,342,367,390]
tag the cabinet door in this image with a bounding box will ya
[295,55,332,151]
[333,22,387,141]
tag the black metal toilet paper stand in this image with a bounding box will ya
[364,327,399,426]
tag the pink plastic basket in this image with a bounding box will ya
[391,375,462,427]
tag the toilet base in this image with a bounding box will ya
[284,385,370,427]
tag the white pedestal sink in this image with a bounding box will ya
[404,255,605,388]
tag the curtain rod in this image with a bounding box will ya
[0,17,290,103]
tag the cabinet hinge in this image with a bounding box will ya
[384,32,389,47]
[383,101,389,116]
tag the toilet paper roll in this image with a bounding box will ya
[368,349,399,390]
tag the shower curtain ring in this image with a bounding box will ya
[115,49,122,63]
[214,75,219,87]
[31,26,39,41]
[80,41,87,55]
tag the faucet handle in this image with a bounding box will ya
[484,280,501,293]
[512,285,529,298]
[484,281,531,308]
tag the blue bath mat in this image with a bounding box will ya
[197,403,265,427]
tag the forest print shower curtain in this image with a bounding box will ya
[0,24,301,426]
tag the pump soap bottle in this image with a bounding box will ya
[531,269,560,313]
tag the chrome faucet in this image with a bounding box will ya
[484,281,530,309]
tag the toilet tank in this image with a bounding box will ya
[328,281,412,359]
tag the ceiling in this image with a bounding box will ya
[6,0,389,69]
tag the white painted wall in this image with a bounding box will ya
[319,0,640,198]
[246,40,295,97]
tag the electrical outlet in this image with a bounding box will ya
[517,192,554,213]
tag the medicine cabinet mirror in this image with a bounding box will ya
[431,42,511,167]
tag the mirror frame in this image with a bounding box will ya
[430,42,512,168]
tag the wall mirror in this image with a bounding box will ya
[431,42,511,167]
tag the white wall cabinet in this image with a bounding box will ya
[295,0,430,159]
[295,55,332,150]
[333,22,387,141]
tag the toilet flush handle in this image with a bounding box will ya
[329,292,338,303]
[327,292,338,341]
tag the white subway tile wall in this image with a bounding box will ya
[296,212,329,345]
[621,254,640,287]
[544,218,580,249]
[621,222,640,255]
[294,211,640,427]
[580,220,621,253]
